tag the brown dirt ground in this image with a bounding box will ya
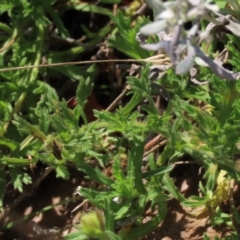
[0,164,235,240]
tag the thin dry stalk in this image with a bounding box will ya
[0,55,170,72]
[143,139,167,158]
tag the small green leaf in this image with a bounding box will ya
[13,115,46,141]
[9,168,32,192]
[204,163,218,191]
[0,137,18,151]
[64,231,88,240]
[56,165,70,180]
[142,165,174,179]
[109,12,151,59]
[71,3,113,16]
[79,163,114,186]
[76,77,94,106]
[127,213,163,239]
[105,230,121,240]
[129,140,146,194]
[44,3,69,37]
[2,157,32,165]
[162,173,185,202]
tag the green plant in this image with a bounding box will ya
[2,0,240,239]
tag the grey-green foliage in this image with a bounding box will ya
[138,0,240,80]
